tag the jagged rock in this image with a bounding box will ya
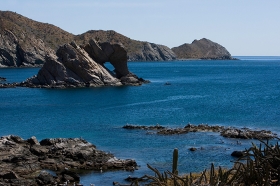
[0,135,137,186]
[27,136,40,145]
[172,38,235,60]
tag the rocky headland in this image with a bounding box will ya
[0,11,235,68]
[171,38,235,60]
[0,135,137,186]
[123,124,277,140]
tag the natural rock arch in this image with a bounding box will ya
[82,39,129,78]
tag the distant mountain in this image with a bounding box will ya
[172,38,234,60]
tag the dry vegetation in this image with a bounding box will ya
[130,140,280,186]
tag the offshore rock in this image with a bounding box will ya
[0,135,137,185]
[22,40,147,88]
[172,38,235,60]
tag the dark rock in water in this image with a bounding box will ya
[20,40,147,88]
[189,147,197,151]
[0,77,6,81]
[172,38,235,60]
[123,124,165,130]
[231,151,244,158]
[0,135,137,185]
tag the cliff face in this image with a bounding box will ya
[0,11,74,67]
[172,38,233,60]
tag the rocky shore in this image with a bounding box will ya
[123,124,277,140]
[0,135,137,186]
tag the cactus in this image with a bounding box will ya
[172,148,179,175]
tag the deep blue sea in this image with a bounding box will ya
[1,56,280,185]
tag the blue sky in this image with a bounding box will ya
[1,0,280,56]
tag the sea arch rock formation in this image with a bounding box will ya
[23,40,147,88]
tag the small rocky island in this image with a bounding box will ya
[171,38,235,60]
[0,135,137,186]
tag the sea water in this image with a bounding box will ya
[0,57,280,185]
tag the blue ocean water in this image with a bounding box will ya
[0,57,280,185]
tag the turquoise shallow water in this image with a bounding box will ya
[0,57,280,185]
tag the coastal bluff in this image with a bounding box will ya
[0,135,137,186]
[22,40,147,88]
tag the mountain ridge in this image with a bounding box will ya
[0,11,234,67]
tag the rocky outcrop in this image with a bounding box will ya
[0,77,6,81]
[172,38,234,60]
[0,135,137,185]
[123,124,277,140]
[21,40,147,88]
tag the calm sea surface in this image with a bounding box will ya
[1,57,280,185]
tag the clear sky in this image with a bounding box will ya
[1,0,280,56]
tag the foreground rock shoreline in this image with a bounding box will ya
[123,124,277,140]
[0,135,137,186]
